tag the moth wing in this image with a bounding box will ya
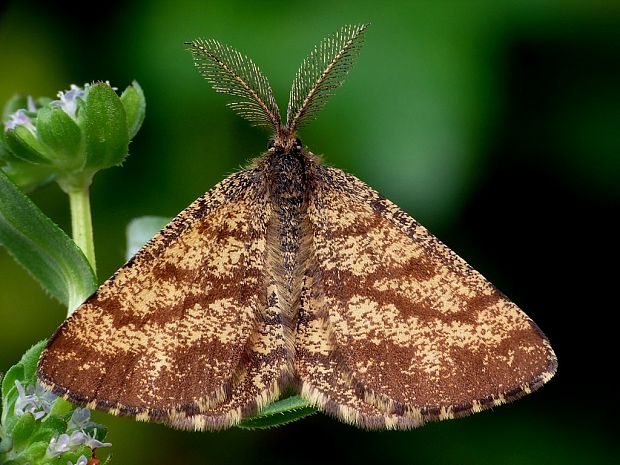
[301,165,557,427]
[38,169,272,424]
[295,252,418,429]
[167,313,290,430]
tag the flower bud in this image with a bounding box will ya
[0,81,145,192]
[3,121,50,165]
[37,106,84,171]
[78,82,129,175]
[121,80,146,139]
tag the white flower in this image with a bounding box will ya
[47,423,111,458]
[51,84,87,120]
[14,380,56,420]
[68,407,92,431]
[67,454,88,465]
[81,429,112,449]
[47,433,72,457]
[4,109,37,134]
[69,430,88,447]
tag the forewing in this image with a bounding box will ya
[304,165,557,426]
[38,169,271,423]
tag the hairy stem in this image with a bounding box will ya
[68,187,96,280]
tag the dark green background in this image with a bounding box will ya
[1,1,618,464]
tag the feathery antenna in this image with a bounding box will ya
[186,39,282,132]
[286,24,368,133]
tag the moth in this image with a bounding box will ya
[38,24,557,430]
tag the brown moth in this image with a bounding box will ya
[37,24,557,430]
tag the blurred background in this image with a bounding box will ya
[1,1,618,464]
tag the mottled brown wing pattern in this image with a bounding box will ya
[295,253,418,429]
[38,169,288,429]
[300,164,557,428]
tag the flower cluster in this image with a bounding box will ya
[0,81,145,192]
[13,380,56,420]
[0,341,111,465]
[46,409,111,459]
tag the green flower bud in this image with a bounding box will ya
[79,82,129,174]
[0,97,56,190]
[3,114,50,165]
[121,80,146,139]
[37,106,84,171]
[1,81,145,193]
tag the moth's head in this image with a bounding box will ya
[269,128,302,154]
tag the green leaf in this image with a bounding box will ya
[1,365,23,407]
[80,83,129,171]
[36,107,84,172]
[237,395,316,429]
[22,440,48,461]
[126,216,170,260]
[11,413,36,450]
[0,160,56,193]
[29,426,64,444]
[120,81,146,140]
[4,126,50,165]
[20,340,47,384]
[1,389,18,431]
[0,436,13,454]
[1,341,46,401]
[0,458,18,465]
[39,416,67,435]
[0,170,97,310]
[1,341,46,428]
[47,398,73,418]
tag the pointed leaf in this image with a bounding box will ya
[237,395,316,429]
[3,126,51,165]
[1,365,23,412]
[120,81,146,140]
[23,441,50,461]
[36,107,84,171]
[80,83,129,170]
[21,340,48,384]
[11,413,36,450]
[0,171,97,310]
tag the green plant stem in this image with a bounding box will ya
[67,187,96,277]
